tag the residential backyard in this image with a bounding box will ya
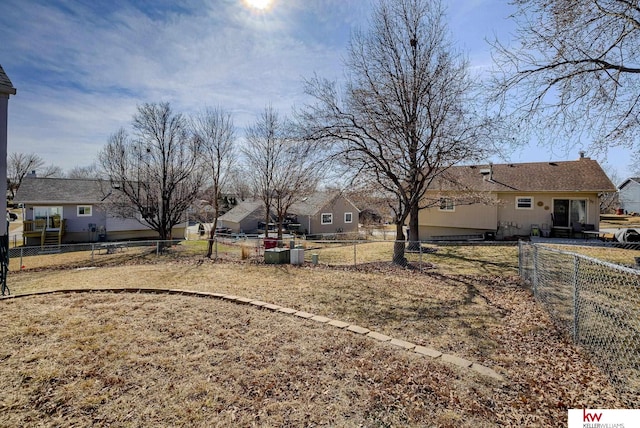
[1,242,637,426]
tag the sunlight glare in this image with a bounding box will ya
[243,0,273,11]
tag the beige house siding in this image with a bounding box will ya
[496,191,601,237]
[418,198,497,238]
[419,190,602,239]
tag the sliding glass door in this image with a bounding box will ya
[553,199,586,227]
[34,206,63,229]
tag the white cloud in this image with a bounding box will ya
[1,0,633,178]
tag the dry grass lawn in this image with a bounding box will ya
[1,243,635,426]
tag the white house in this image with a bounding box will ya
[619,177,640,214]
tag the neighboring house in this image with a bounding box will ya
[15,177,184,246]
[290,191,360,236]
[218,191,360,236]
[619,177,640,214]
[419,156,616,240]
[217,200,264,234]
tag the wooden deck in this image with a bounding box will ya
[22,219,66,247]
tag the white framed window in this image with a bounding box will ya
[438,198,455,212]
[344,212,353,223]
[516,196,533,210]
[77,205,92,216]
[321,213,333,225]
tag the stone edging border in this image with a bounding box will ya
[1,288,504,381]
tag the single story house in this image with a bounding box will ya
[15,177,184,246]
[216,200,264,234]
[618,177,640,214]
[418,155,616,240]
[218,191,360,236]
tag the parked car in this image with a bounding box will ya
[6,211,17,221]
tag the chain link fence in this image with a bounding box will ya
[7,237,481,272]
[519,241,640,407]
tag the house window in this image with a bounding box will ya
[344,212,353,223]
[321,213,333,225]
[438,198,455,212]
[516,196,533,210]
[77,205,92,217]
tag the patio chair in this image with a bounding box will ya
[571,222,584,239]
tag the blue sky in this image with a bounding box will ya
[0,0,633,182]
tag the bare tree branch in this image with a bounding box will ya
[492,0,640,153]
[99,102,204,241]
[192,106,236,257]
[300,0,492,264]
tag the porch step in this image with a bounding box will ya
[42,232,61,249]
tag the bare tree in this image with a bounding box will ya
[227,167,252,201]
[600,164,621,213]
[99,102,204,241]
[192,107,236,258]
[67,163,101,179]
[243,106,324,241]
[492,0,640,153]
[301,0,489,264]
[7,152,44,199]
[40,164,64,178]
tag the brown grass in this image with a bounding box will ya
[1,248,630,426]
[548,244,640,266]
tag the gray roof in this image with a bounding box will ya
[15,177,111,204]
[218,200,263,223]
[219,192,359,223]
[290,191,358,216]
[0,64,17,96]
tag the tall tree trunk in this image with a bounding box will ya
[206,228,215,258]
[393,221,407,266]
[407,203,421,251]
[206,196,220,259]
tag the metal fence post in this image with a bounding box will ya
[91,243,95,263]
[20,247,23,270]
[353,241,357,267]
[518,241,523,277]
[419,243,423,272]
[214,238,218,260]
[532,244,539,298]
[156,241,160,256]
[572,255,581,343]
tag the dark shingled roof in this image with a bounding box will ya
[15,177,111,204]
[290,191,343,216]
[435,158,616,193]
[218,200,263,223]
[220,191,360,223]
[0,64,17,96]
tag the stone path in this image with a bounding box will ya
[1,287,504,381]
